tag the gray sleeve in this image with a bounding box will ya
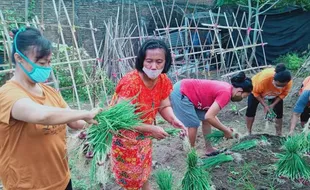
[293,90,310,113]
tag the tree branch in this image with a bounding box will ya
[258,0,272,10]
[254,0,281,17]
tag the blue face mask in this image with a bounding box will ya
[14,28,52,83]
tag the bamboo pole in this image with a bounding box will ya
[134,4,142,43]
[221,65,271,78]
[223,12,242,71]
[1,31,8,64]
[217,43,267,54]
[231,12,251,68]
[0,10,13,68]
[0,69,14,74]
[61,0,94,108]
[89,19,109,106]
[53,0,81,109]
[2,20,100,31]
[25,0,28,22]
[40,0,44,32]
[156,26,222,31]
[209,9,227,75]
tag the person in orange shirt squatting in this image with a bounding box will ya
[245,63,292,136]
[110,39,187,190]
[289,76,310,135]
[0,27,101,190]
[170,72,253,156]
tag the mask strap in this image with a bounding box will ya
[14,28,49,70]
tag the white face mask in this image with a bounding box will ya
[142,67,163,79]
[272,81,284,89]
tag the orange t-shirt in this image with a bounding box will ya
[0,81,70,190]
[252,68,293,99]
[300,76,310,94]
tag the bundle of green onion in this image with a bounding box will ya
[205,129,238,145]
[231,139,258,151]
[155,169,174,190]
[265,109,277,121]
[164,128,182,137]
[205,130,225,145]
[201,153,234,169]
[78,100,142,182]
[181,148,212,190]
[275,135,310,182]
[300,129,310,154]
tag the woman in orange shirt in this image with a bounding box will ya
[246,64,292,136]
[0,27,100,190]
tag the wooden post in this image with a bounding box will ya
[89,19,109,106]
[61,0,94,108]
[52,0,81,109]
[0,10,13,68]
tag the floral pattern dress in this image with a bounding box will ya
[110,70,172,189]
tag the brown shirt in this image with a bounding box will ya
[0,81,70,190]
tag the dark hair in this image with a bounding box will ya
[12,27,52,64]
[135,39,171,73]
[231,71,253,93]
[274,63,291,83]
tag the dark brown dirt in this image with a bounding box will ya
[210,134,310,190]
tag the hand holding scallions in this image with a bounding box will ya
[83,108,103,126]
[151,125,169,140]
[224,127,239,139]
[170,118,188,137]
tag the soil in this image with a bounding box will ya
[69,91,310,190]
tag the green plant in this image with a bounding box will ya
[275,134,310,182]
[76,100,142,183]
[155,169,174,190]
[52,44,115,103]
[201,153,234,169]
[164,128,182,136]
[275,53,306,71]
[231,140,258,151]
[205,130,225,145]
[181,148,212,190]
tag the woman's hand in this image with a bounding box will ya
[150,125,169,140]
[223,127,234,139]
[171,118,188,137]
[263,105,271,114]
[83,108,103,125]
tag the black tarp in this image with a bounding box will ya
[236,8,310,65]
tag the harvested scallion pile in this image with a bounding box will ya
[77,100,142,183]
[201,153,234,169]
[182,148,212,190]
[275,134,310,182]
[155,169,174,190]
[231,139,258,151]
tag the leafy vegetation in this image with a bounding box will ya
[51,44,115,103]
[275,52,306,71]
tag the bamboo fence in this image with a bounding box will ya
[0,0,268,109]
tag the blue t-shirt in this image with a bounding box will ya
[293,90,310,113]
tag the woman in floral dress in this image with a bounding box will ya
[110,39,187,190]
